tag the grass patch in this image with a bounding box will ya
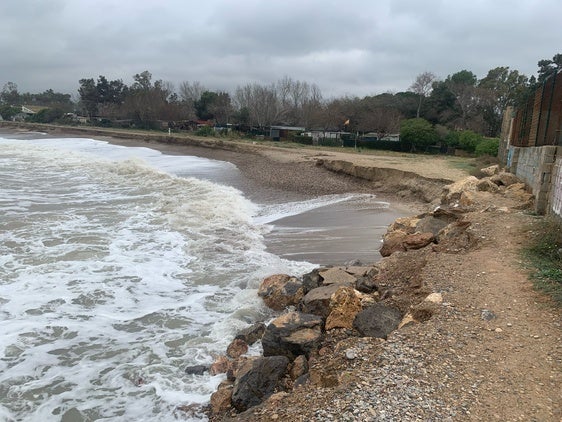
[449,155,499,177]
[523,218,562,306]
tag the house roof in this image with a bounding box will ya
[270,125,305,131]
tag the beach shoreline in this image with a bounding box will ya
[0,123,435,265]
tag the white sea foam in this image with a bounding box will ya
[253,193,389,225]
[0,137,314,421]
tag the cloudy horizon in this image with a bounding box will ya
[1,0,561,99]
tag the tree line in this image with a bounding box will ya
[1,54,560,141]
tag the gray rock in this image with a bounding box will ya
[353,303,402,339]
[258,274,304,311]
[235,322,266,345]
[302,268,323,294]
[481,309,496,321]
[184,364,209,375]
[300,284,342,317]
[262,311,324,360]
[231,356,290,412]
[355,275,378,293]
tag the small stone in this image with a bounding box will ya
[495,328,503,333]
[345,350,357,360]
[507,323,513,327]
[481,309,496,321]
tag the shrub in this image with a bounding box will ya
[195,125,214,136]
[399,118,438,152]
[458,130,483,153]
[475,137,499,156]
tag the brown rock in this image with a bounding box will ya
[343,266,374,277]
[258,274,304,311]
[492,171,520,187]
[210,385,232,415]
[459,191,475,206]
[480,164,500,176]
[226,338,249,359]
[262,312,324,359]
[325,286,362,330]
[435,220,475,252]
[301,284,341,317]
[231,356,290,412]
[441,176,479,204]
[402,232,435,251]
[235,322,266,345]
[387,215,421,234]
[476,178,500,192]
[504,182,534,207]
[289,355,309,380]
[379,229,409,256]
[210,355,230,376]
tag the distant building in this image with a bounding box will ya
[269,125,305,141]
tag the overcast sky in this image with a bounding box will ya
[1,0,561,99]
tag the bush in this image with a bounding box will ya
[195,125,214,136]
[458,130,483,152]
[475,137,499,156]
[29,108,64,123]
[399,118,438,152]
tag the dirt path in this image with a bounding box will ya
[418,204,562,421]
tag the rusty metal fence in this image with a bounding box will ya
[510,71,562,147]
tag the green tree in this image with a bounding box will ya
[424,80,458,126]
[399,118,438,152]
[478,67,528,136]
[29,108,64,123]
[0,104,20,119]
[78,78,99,118]
[537,53,562,83]
[195,91,219,120]
[445,70,478,129]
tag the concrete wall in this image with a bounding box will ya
[507,145,561,216]
[551,156,562,217]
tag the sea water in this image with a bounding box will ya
[0,135,393,421]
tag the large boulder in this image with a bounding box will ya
[258,274,304,311]
[262,312,323,360]
[480,164,500,176]
[380,231,435,257]
[441,176,479,204]
[231,356,290,412]
[353,303,402,339]
[491,171,520,187]
[434,220,476,253]
[210,381,233,415]
[301,268,323,294]
[318,267,358,286]
[226,338,249,359]
[300,284,341,317]
[234,322,266,345]
[325,286,362,330]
